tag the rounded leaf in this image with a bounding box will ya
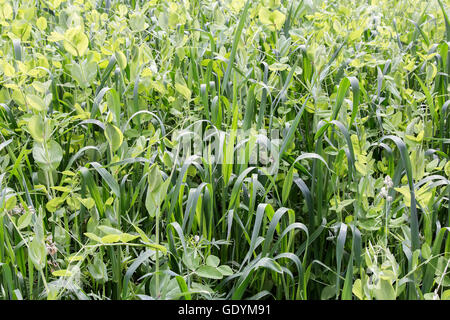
[32,140,63,170]
[105,123,123,152]
[64,27,89,56]
[195,265,223,280]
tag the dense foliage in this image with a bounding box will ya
[0,0,450,300]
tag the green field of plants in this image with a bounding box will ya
[0,0,449,300]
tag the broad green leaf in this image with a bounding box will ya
[26,94,46,112]
[2,61,15,77]
[36,17,47,30]
[32,140,63,170]
[405,130,424,143]
[119,233,139,243]
[182,248,201,271]
[229,0,246,12]
[27,115,46,143]
[195,265,223,280]
[51,186,72,193]
[52,270,72,277]
[101,234,121,243]
[445,162,450,177]
[373,279,396,300]
[79,197,95,210]
[98,225,122,235]
[269,63,289,71]
[29,238,46,270]
[67,255,84,262]
[64,27,89,56]
[442,290,450,300]
[84,232,102,242]
[129,12,147,32]
[282,166,294,203]
[259,7,285,30]
[71,60,97,88]
[175,83,191,100]
[321,285,336,300]
[263,0,281,8]
[352,279,364,300]
[46,197,65,213]
[88,256,108,283]
[105,123,123,152]
[217,265,233,276]
[17,210,32,230]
